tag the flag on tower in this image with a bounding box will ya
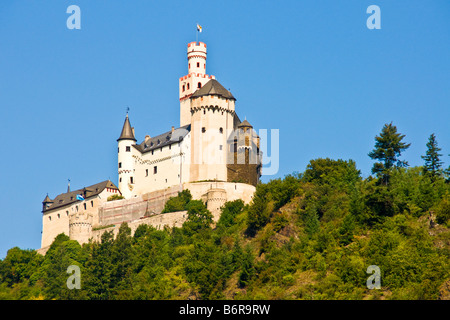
[197,24,202,33]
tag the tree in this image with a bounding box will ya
[182,200,213,235]
[238,246,255,288]
[217,199,244,228]
[302,158,361,191]
[368,122,411,185]
[162,189,192,213]
[246,184,272,236]
[111,223,135,297]
[444,154,450,182]
[421,133,443,181]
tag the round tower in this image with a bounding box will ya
[179,42,215,126]
[205,188,227,222]
[69,211,93,245]
[187,41,207,75]
[117,113,137,199]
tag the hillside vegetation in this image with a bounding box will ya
[1,123,450,300]
[1,158,450,300]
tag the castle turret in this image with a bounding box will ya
[205,188,227,222]
[179,42,216,127]
[69,211,93,245]
[42,194,53,212]
[117,113,137,199]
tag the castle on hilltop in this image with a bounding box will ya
[39,41,262,254]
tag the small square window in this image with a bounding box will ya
[126,146,131,152]
[202,127,206,133]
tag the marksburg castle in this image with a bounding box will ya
[39,41,262,254]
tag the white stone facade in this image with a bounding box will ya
[39,40,261,254]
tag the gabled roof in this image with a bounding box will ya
[42,180,119,213]
[117,114,136,142]
[134,124,191,154]
[191,79,235,100]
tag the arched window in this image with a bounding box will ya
[197,62,200,68]
[198,82,202,88]
[187,83,190,89]
[182,84,185,92]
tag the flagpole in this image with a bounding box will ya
[196,23,198,43]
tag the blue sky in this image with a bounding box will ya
[0,0,449,258]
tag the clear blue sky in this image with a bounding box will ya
[0,0,449,258]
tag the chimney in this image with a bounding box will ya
[145,135,151,141]
[132,127,135,136]
[171,126,175,133]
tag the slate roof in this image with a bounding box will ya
[238,119,253,128]
[191,79,235,100]
[134,124,191,154]
[42,180,118,213]
[117,114,136,141]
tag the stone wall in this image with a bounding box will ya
[91,210,188,242]
[98,185,182,227]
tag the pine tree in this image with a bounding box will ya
[421,133,443,181]
[444,154,450,182]
[368,122,411,185]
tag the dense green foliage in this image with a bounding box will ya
[1,158,450,300]
[1,124,450,300]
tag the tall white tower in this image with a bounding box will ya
[117,113,136,199]
[179,41,215,127]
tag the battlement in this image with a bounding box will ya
[187,41,207,48]
[179,73,215,81]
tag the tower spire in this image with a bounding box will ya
[117,113,136,142]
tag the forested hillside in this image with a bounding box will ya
[1,124,450,300]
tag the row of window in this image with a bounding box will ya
[119,166,157,184]
[118,146,132,153]
[189,62,205,69]
[182,81,202,92]
[119,144,174,155]
[47,201,94,221]
[202,127,224,133]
